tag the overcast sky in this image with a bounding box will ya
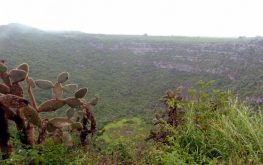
[0,0,262,37]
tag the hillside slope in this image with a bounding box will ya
[0,24,262,125]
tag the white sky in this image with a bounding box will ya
[0,0,263,37]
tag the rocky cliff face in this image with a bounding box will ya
[85,37,263,79]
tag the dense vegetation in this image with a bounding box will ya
[2,80,263,164]
[145,82,263,164]
[1,24,262,126]
[0,24,263,164]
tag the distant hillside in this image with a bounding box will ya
[0,23,262,125]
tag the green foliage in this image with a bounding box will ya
[1,139,77,165]
[1,80,262,164]
[91,118,150,164]
[98,117,148,143]
[0,24,262,164]
[40,140,73,164]
[103,139,133,164]
[147,82,263,164]
[1,24,262,127]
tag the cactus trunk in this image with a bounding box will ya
[25,77,38,110]
[37,119,49,144]
[80,117,89,152]
[25,123,34,145]
[168,108,178,127]
[0,104,12,159]
[16,109,34,146]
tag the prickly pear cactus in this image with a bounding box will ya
[146,86,183,143]
[0,60,99,159]
[0,61,36,147]
[44,89,98,151]
[35,71,72,100]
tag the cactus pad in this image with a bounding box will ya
[9,69,27,83]
[20,106,41,128]
[35,80,54,89]
[0,84,10,94]
[0,94,29,108]
[75,88,88,98]
[64,97,83,108]
[49,117,73,128]
[57,72,69,83]
[38,99,65,112]
[17,63,29,74]
[9,83,23,97]
[52,82,63,99]
[0,72,11,86]
[71,122,83,130]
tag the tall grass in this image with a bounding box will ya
[210,100,263,164]
[159,94,263,164]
